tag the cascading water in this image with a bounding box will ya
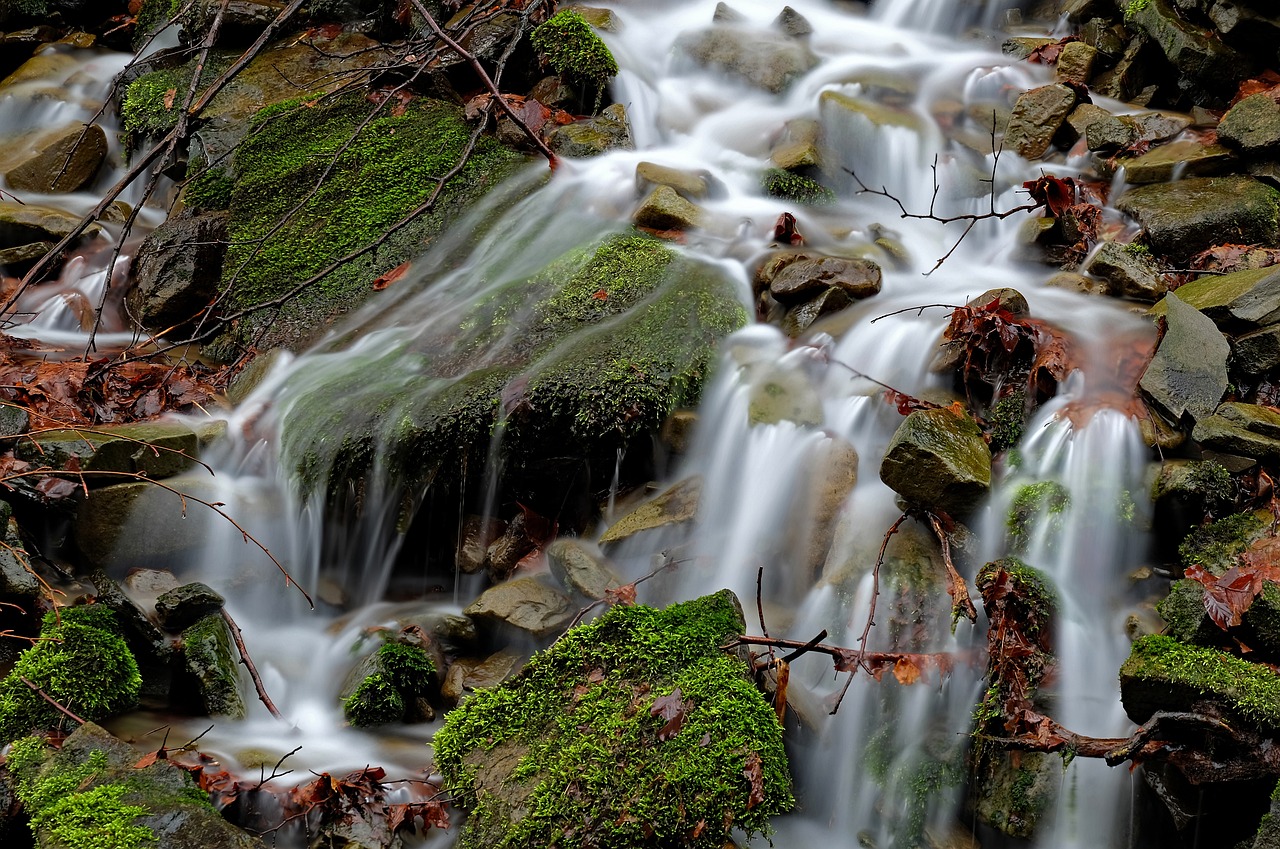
[4,0,1168,846]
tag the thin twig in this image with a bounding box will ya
[18,676,85,725]
[254,744,302,788]
[926,512,977,624]
[221,608,283,719]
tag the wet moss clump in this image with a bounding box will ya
[761,168,835,205]
[1006,480,1070,545]
[988,390,1027,453]
[433,590,792,849]
[530,10,618,92]
[1120,634,1280,729]
[343,641,437,727]
[0,606,140,745]
[217,92,524,350]
[1178,511,1265,572]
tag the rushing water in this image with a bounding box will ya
[2,0,1167,845]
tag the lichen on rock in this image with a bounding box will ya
[432,589,792,848]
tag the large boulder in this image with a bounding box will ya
[0,123,107,193]
[1153,265,1280,330]
[1116,176,1280,263]
[434,590,792,848]
[1218,92,1280,156]
[879,408,991,514]
[1139,292,1229,422]
[1003,84,1077,159]
[1124,0,1255,100]
[15,419,211,480]
[126,212,229,331]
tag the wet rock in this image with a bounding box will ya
[0,505,37,602]
[879,408,991,515]
[463,577,573,637]
[770,138,821,171]
[1155,265,1280,329]
[820,90,923,134]
[1140,292,1229,422]
[1116,176,1280,263]
[179,0,286,45]
[790,435,858,580]
[546,537,619,599]
[340,638,437,726]
[15,419,203,479]
[1061,102,1112,146]
[484,510,536,583]
[1086,114,1139,150]
[1,123,106,193]
[675,25,818,93]
[1152,458,1236,517]
[1003,84,1077,159]
[660,409,698,455]
[1218,92,1280,157]
[1055,40,1097,86]
[154,582,225,631]
[747,364,823,426]
[1002,37,1057,60]
[87,569,173,708]
[1092,34,1153,103]
[773,5,812,38]
[599,476,702,544]
[564,4,619,31]
[0,241,53,265]
[529,75,576,108]
[766,255,882,304]
[546,102,633,157]
[457,515,505,574]
[780,287,853,337]
[441,650,523,702]
[1232,324,1280,375]
[1125,0,1255,97]
[635,161,713,200]
[177,612,245,718]
[1119,139,1233,184]
[1084,241,1167,300]
[633,185,703,231]
[1046,270,1110,295]
[0,201,98,249]
[7,723,264,849]
[126,211,229,331]
[1193,402,1280,460]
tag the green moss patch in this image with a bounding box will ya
[761,168,835,205]
[1006,480,1070,546]
[0,606,140,745]
[432,590,792,848]
[1178,511,1266,573]
[343,641,437,727]
[1120,634,1280,728]
[531,10,618,92]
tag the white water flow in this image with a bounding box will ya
[32,0,1158,845]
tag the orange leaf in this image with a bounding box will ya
[591,289,608,301]
[892,657,921,686]
[373,262,410,291]
[163,88,176,110]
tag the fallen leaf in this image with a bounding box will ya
[650,688,689,741]
[743,752,765,809]
[163,88,176,109]
[373,261,411,291]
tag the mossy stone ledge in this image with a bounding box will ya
[432,589,792,849]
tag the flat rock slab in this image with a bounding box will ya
[1119,139,1232,184]
[1116,176,1280,263]
[1151,265,1280,329]
[1140,292,1229,422]
[599,476,702,544]
[463,577,573,637]
[15,419,216,479]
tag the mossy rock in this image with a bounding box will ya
[177,613,245,719]
[277,231,746,502]
[879,407,991,515]
[342,640,437,726]
[1178,510,1267,573]
[213,91,526,353]
[1120,634,1280,729]
[0,606,140,746]
[433,590,792,849]
[530,9,618,99]
[7,722,263,848]
[1005,480,1070,553]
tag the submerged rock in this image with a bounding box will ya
[434,590,792,849]
[879,408,991,515]
[675,24,817,93]
[599,476,702,544]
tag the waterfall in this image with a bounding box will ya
[1,1,1162,846]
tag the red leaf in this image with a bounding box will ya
[773,213,803,246]
[1022,175,1077,217]
[605,582,637,607]
[591,289,608,301]
[373,261,410,291]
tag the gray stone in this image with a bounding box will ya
[774,6,812,37]
[1002,37,1057,60]
[1192,414,1280,461]
[1132,111,1194,143]
[1,123,107,193]
[1119,139,1233,184]
[178,612,246,718]
[1233,324,1280,375]
[1084,241,1167,301]
[1215,401,1280,439]
[767,255,882,304]
[633,185,703,231]
[564,4,619,31]
[87,568,173,708]
[441,650,524,702]
[0,201,99,249]
[546,537,620,599]
[635,161,713,200]
[0,404,27,442]
[0,241,53,265]
[457,515,505,575]
[546,103,634,157]
[1218,93,1280,157]
[675,26,818,93]
[1061,102,1113,146]
[463,577,573,637]
[16,419,202,480]
[126,212,229,331]
[600,476,702,544]
[1140,293,1229,423]
[0,505,36,601]
[1116,176,1280,263]
[780,287,853,337]
[1126,0,1255,94]
[1004,84,1077,159]
[879,408,991,514]
[1154,265,1280,328]
[155,581,225,631]
[1086,115,1139,150]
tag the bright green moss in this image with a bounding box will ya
[1006,480,1070,542]
[180,614,245,719]
[989,390,1026,453]
[343,641,436,727]
[433,590,791,849]
[761,168,835,205]
[7,740,156,849]
[1178,511,1265,573]
[1125,0,1151,20]
[530,10,618,91]
[182,167,234,212]
[1122,634,1280,728]
[217,92,523,347]
[0,607,140,745]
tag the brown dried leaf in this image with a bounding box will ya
[649,687,689,741]
[373,261,411,291]
[743,751,765,809]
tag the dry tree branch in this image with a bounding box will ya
[18,676,86,726]
[221,608,283,719]
[926,511,977,624]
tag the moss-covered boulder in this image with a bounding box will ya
[1005,480,1070,553]
[6,722,263,848]
[0,607,140,746]
[1151,266,1280,330]
[1116,176,1280,263]
[176,613,245,719]
[879,407,991,515]
[277,232,745,505]
[433,590,791,848]
[341,639,437,726]
[530,9,618,105]
[1120,635,1280,730]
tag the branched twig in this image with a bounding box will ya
[18,676,85,726]
[221,608,283,719]
[561,551,681,633]
[926,511,976,624]
[254,744,301,787]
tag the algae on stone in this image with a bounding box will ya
[433,590,791,849]
[342,640,437,726]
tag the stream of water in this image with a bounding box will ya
[1,0,1165,845]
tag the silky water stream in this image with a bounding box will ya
[3,1,1164,846]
